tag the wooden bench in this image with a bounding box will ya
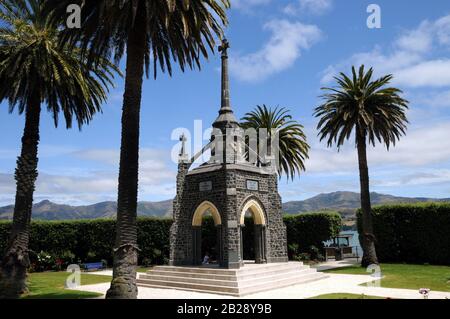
[82,262,105,271]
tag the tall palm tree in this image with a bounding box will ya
[240,105,310,180]
[45,0,230,298]
[314,65,409,267]
[0,0,118,299]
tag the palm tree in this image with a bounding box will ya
[240,105,310,180]
[314,65,409,267]
[45,0,230,298]
[0,0,118,298]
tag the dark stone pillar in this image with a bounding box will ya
[254,225,263,264]
[192,226,202,265]
[239,224,245,266]
[261,225,267,263]
[216,225,223,266]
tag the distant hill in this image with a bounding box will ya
[0,191,448,221]
[0,199,173,220]
[282,191,450,216]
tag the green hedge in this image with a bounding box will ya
[0,218,172,267]
[0,212,341,267]
[357,203,450,265]
[284,212,342,258]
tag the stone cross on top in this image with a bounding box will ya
[178,133,189,163]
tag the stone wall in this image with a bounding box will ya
[169,164,288,268]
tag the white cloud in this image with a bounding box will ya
[229,19,322,82]
[232,0,271,11]
[435,15,450,46]
[0,148,176,205]
[305,122,450,174]
[415,90,450,108]
[284,0,333,16]
[321,14,450,88]
[395,59,450,88]
[373,170,450,188]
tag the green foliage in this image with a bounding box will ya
[0,0,119,128]
[284,212,342,258]
[240,105,310,180]
[0,213,341,267]
[45,0,230,78]
[0,218,171,270]
[357,203,450,265]
[314,65,409,149]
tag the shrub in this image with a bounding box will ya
[284,212,342,255]
[357,203,450,265]
[0,212,341,268]
[0,218,172,270]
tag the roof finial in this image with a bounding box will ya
[178,134,189,163]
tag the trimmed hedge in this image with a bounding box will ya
[0,218,172,266]
[357,203,450,265]
[284,212,342,254]
[0,212,341,266]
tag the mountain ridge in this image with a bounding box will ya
[0,191,448,221]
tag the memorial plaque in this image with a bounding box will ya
[246,180,259,191]
[199,181,212,192]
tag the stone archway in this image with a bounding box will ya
[191,201,223,265]
[239,199,267,264]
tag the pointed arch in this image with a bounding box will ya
[240,199,266,225]
[192,201,222,226]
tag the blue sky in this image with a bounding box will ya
[1,0,450,205]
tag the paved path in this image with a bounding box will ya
[75,272,450,299]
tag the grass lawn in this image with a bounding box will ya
[137,266,152,273]
[309,293,385,299]
[324,263,450,292]
[23,272,112,299]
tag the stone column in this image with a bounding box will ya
[239,224,245,266]
[254,225,263,264]
[216,224,223,266]
[192,226,202,265]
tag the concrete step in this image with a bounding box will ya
[146,262,307,281]
[137,262,328,296]
[139,267,315,288]
[137,271,327,297]
[150,262,303,276]
[240,272,328,296]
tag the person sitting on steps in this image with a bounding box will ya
[202,252,210,265]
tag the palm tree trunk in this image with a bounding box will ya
[0,98,41,299]
[106,10,146,299]
[356,127,379,267]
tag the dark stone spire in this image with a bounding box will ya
[213,38,238,129]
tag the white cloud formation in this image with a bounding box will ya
[321,14,450,88]
[231,0,271,11]
[373,170,450,188]
[229,19,322,82]
[0,148,176,205]
[283,0,333,16]
[305,122,450,174]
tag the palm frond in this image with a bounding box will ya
[0,0,121,128]
[241,105,310,180]
[314,65,409,150]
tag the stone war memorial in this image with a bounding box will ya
[170,40,288,268]
[137,40,326,296]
